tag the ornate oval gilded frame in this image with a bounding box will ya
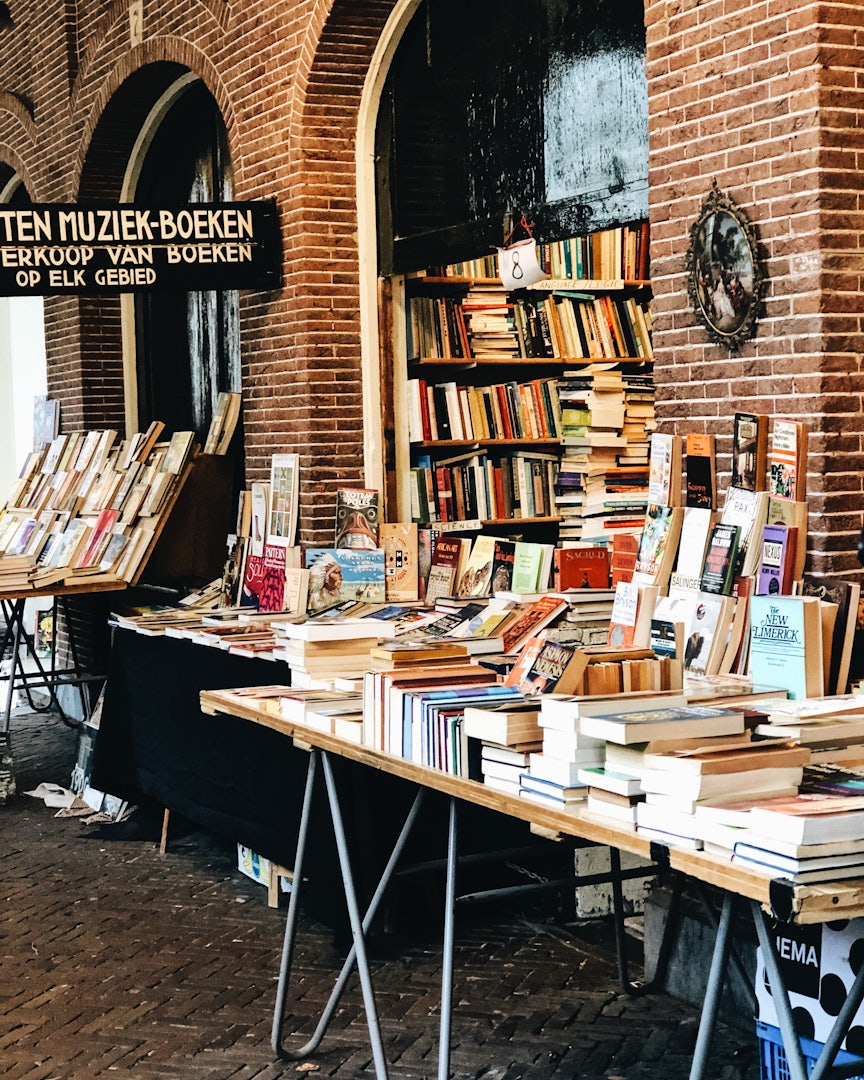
[686,180,763,349]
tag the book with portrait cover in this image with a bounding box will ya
[304,547,386,613]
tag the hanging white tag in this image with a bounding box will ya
[497,238,549,290]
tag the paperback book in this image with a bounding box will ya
[334,487,380,550]
[748,594,823,700]
[304,547,386,612]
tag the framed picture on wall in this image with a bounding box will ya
[686,180,763,349]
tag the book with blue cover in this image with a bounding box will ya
[304,547,386,612]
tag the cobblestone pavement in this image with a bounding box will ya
[0,706,761,1079]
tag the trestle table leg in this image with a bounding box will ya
[810,953,864,1080]
[689,890,736,1080]
[283,785,427,1061]
[751,899,864,1080]
[320,750,390,1078]
[693,880,755,1009]
[438,797,458,1080]
[2,600,24,738]
[272,749,319,1057]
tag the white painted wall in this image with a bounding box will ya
[0,296,48,496]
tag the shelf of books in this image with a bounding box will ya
[402,222,655,542]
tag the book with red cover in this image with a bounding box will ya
[424,536,466,603]
[554,546,610,590]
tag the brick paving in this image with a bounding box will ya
[0,705,761,1079]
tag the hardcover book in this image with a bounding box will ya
[554,546,610,590]
[379,522,419,602]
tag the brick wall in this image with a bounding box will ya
[1,0,863,570]
[645,0,864,578]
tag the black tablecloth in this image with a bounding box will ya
[92,628,556,934]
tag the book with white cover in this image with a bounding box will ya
[271,617,397,642]
[528,752,600,788]
[675,506,714,578]
[719,487,770,576]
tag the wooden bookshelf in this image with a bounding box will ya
[389,223,655,543]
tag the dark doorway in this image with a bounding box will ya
[132,79,240,440]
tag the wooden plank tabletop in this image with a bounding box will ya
[0,576,127,601]
[200,687,864,924]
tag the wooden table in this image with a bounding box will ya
[201,687,864,1080]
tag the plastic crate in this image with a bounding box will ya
[757,1020,864,1080]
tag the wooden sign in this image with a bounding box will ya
[0,200,281,294]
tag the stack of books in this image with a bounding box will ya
[462,698,543,794]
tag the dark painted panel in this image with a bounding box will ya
[381,0,647,272]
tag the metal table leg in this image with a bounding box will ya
[320,750,389,1077]
[752,899,864,1080]
[271,749,319,1057]
[438,796,458,1080]
[273,770,426,1062]
[689,890,736,1080]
